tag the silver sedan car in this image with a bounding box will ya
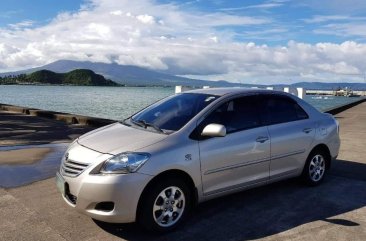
[56,88,340,232]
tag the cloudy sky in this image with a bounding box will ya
[1,0,366,84]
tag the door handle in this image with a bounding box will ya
[303,128,313,134]
[256,136,269,143]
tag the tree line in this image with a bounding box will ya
[0,74,28,84]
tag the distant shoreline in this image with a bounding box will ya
[0,83,177,88]
[1,83,366,92]
[0,82,123,87]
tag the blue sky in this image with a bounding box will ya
[160,0,366,45]
[0,0,82,27]
[1,0,366,83]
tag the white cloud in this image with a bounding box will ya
[136,14,156,24]
[219,1,284,11]
[8,20,35,30]
[303,15,350,23]
[110,10,122,16]
[0,0,366,84]
[298,0,366,14]
[0,10,22,18]
[209,36,218,43]
[314,23,366,38]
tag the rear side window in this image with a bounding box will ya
[199,95,261,134]
[261,95,308,125]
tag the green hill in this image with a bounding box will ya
[63,69,116,85]
[25,69,117,86]
[27,70,63,84]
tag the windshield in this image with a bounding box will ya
[130,93,218,133]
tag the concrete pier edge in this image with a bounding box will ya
[1,97,365,127]
[0,103,115,127]
[323,97,366,115]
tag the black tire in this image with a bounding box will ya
[302,149,328,186]
[137,178,192,233]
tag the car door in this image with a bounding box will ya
[196,95,271,196]
[260,95,316,179]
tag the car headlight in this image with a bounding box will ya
[100,152,150,174]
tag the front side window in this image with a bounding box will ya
[130,93,218,133]
[198,96,261,135]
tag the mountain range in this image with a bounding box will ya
[1,60,366,90]
[0,60,235,87]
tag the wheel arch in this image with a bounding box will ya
[309,144,332,169]
[136,169,198,220]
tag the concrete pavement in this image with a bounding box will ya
[0,109,95,188]
[0,110,94,146]
[1,102,366,241]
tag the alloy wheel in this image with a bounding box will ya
[152,186,185,227]
[309,154,325,182]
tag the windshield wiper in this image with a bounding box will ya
[139,120,165,134]
[132,119,165,134]
[130,118,144,127]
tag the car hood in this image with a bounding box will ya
[77,122,167,155]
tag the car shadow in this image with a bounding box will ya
[94,158,366,241]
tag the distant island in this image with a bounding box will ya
[0,69,118,86]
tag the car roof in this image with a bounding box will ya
[185,87,286,97]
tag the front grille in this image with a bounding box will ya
[61,158,90,177]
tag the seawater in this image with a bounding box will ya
[0,85,172,120]
[0,85,362,120]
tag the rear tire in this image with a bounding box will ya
[137,178,192,233]
[302,150,327,186]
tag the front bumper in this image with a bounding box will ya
[58,170,153,223]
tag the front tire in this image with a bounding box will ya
[302,150,327,186]
[138,178,192,233]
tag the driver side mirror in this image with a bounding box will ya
[201,124,226,137]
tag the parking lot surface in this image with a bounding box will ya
[0,102,366,241]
